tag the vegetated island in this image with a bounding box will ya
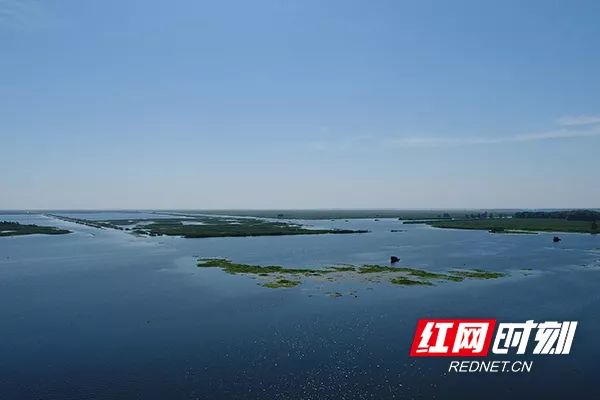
[0,221,71,237]
[48,214,368,239]
[413,210,600,234]
[197,258,505,289]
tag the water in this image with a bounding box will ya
[1,213,599,399]
[51,211,182,221]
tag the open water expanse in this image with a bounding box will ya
[1,212,599,399]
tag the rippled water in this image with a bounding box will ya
[1,213,599,399]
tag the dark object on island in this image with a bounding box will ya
[390,256,400,263]
[553,236,561,242]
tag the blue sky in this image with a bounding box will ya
[1,0,599,209]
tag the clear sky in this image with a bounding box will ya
[1,0,599,209]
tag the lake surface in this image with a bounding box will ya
[1,212,599,399]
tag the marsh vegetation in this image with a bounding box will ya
[196,258,506,289]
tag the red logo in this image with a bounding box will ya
[410,319,496,357]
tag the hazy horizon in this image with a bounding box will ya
[1,207,598,212]
[2,0,599,209]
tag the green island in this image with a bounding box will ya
[0,221,71,237]
[196,258,506,289]
[48,214,368,238]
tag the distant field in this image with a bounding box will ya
[168,209,516,220]
[428,218,598,234]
